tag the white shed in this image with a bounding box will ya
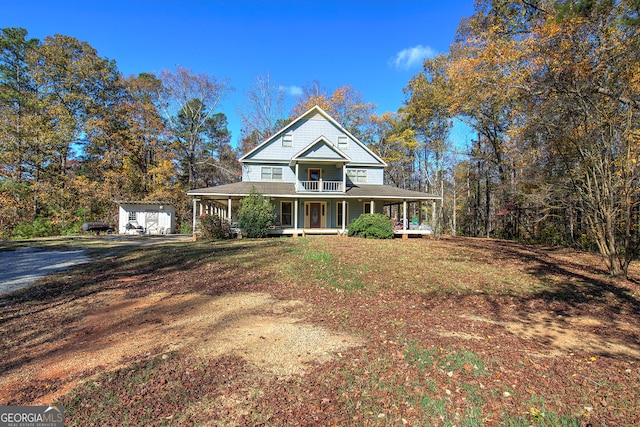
[118,201,175,235]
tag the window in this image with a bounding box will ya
[282,133,293,147]
[128,211,137,221]
[281,201,293,227]
[261,166,283,180]
[363,202,372,214]
[347,169,367,183]
[308,168,321,181]
[337,135,348,149]
[337,202,349,227]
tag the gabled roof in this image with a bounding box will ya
[289,136,351,166]
[239,105,387,167]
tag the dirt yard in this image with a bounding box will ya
[0,236,638,426]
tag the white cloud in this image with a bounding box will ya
[279,85,303,97]
[390,45,437,70]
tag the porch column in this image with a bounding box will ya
[294,198,299,230]
[295,163,299,191]
[342,164,347,191]
[192,198,199,235]
[370,200,375,214]
[341,200,346,233]
[403,200,407,230]
[228,197,232,223]
[432,201,437,230]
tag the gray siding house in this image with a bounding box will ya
[187,106,440,235]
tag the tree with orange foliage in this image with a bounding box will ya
[447,0,640,278]
[291,81,376,141]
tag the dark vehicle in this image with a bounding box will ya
[82,222,114,235]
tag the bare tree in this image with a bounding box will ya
[157,66,233,189]
[238,72,286,146]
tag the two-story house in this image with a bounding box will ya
[187,105,441,236]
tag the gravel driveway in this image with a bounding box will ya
[0,247,91,296]
[0,235,193,296]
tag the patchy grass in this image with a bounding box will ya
[1,235,639,425]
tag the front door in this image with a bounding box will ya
[310,203,321,228]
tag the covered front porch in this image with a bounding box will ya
[187,182,442,237]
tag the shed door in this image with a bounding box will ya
[146,211,158,233]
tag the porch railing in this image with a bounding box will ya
[298,180,344,192]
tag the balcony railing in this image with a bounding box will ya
[298,180,344,192]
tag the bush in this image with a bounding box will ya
[199,213,231,240]
[237,188,276,238]
[180,222,192,235]
[12,218,56,239]
[347,213,394,239]
[62,223,83,236]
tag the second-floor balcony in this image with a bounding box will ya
[297,180,344,193]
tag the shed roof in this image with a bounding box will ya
[117,201,173,206]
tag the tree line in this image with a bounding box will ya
[1,0,639,277]
[0,29,237,237]
[439,0,639,278]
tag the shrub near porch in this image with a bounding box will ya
[347,213,394,239]
[237,189,275,238]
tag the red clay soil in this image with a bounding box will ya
[0,236,638,426]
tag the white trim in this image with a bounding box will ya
[304,201,327,228]
[187,192,441,202]
[282,132,293,147]
[337,201,349,228]
[347,169,368,183]
[192,198,198,235]
[293,159,349,164]
[261,166,283,180]
[308,167,322,181]
[241,159,287,164]
[403,200,408,230]
[290,135,351,166]
[280,200,293,227]
[346,163,387,168]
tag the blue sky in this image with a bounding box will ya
[3,0,475,148]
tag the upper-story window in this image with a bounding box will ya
[337,135,348,150]
[347,169,367,183]
[282,133,293,147]
[261,166,283,180]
